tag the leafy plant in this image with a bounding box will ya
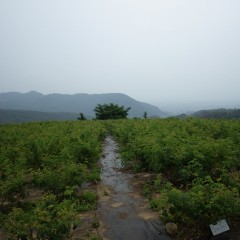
[94,103,131,120]
[78,191,98,211]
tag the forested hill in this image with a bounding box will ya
[0,109,81,124]
[192,108,240,119]
[0,91,166,119]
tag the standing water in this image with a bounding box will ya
[97,136,172,240]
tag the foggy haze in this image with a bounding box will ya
[0,0,239,112]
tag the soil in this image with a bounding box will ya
[96,136,172,240]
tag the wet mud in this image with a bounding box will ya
[97,136,172,240]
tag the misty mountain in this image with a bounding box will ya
[169,108,240,119]
[0,91,166,119]
[192,108,240,119]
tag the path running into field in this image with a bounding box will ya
[97,136,172,240]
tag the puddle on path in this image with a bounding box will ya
[97,136,172,240]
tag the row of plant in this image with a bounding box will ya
[1,117,239,238]
[107,118,240,236]
[0,120,106,239]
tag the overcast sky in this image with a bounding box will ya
[0,0,239,110]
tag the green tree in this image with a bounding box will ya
[94,103,131,120]
[77,112,86,120]
[143,111,148,119]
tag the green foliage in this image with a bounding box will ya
[70,140,98,165]
[3,207,33,239]
[143,111,148,119]
[25,140,42,168]
[162,177,240,224]
[33,162,87,193]
[0,120,106,238]
[78,191,98,211]
[193,108,240,119]
[77,112,87,120]
[94,103,131,120]
[1,117,239,238]
[3,194,78,240]
[33,194,77,239]
[87,167,101,182]
[0,168,25,206]
[107,118,240,226]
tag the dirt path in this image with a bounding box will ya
[97,136,172,240]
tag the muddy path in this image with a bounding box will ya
[97,136,172,240]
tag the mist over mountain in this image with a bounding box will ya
[191,108,240,119]
[155,101,240,116]
[0,91,167,120]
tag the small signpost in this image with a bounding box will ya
[209,219,230,236]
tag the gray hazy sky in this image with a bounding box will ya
[0,0,240,109]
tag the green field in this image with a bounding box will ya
[109,118,240,236]
[0,121,106,239]
[0,118,239,239]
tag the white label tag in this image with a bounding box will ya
[209,219,230,236]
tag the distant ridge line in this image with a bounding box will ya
[0,91,168,122]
